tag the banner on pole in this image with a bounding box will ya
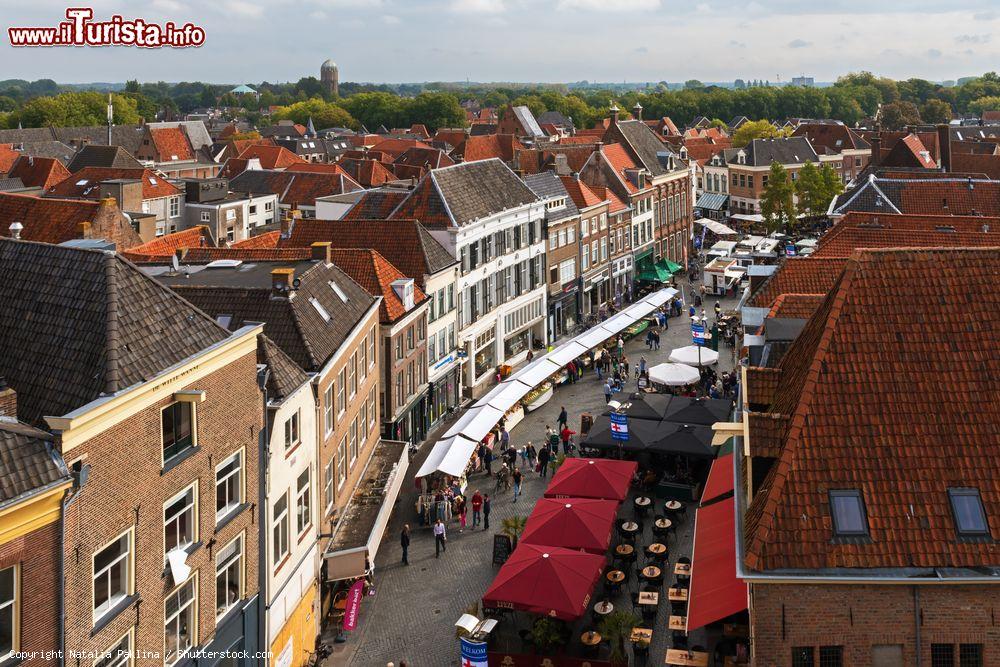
[460,637,489,667]
[691,322,708,346]
[609,412,629,441]
[343,579,364,631]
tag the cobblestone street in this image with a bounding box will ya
[332,287,740,667]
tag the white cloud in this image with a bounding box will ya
[787,38,811,48]
[221,0,264,18]
[557,0,660,10]
[382,14,401,24]
[450,0,505,13]
[150,0,186,12]
[955,33,990,44]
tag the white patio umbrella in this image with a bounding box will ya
[669,345,719,366]
[647,363,700,387]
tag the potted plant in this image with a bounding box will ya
[501,515,527,549]
[599,609,639,666]
[530,617,563,654]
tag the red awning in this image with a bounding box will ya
[482,544,606,621]
[544,458,638,501]
[701,453,734,504]
[520,498,619,554]
[686,496,747,632]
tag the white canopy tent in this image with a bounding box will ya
[416,435,478,478]
[669,345,719,366]
[509,358,563,388]
[648,362,700,387]
[546,341,589,367]
[601,310,644,333]
[694,218,738,236]
[641,290,675,309]
[795,238,818,248]
[453,405,506,443]
[483,379,533,413]
[573,326,614,349]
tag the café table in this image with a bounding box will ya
[594,600,614,616]
[647,543,668,559]
[615,544,635,557]
[665,500,682,512]
[668,615,687,631]
[606,570,626,584]
[581,631,602,647]
[638,591,659,606]
[630,627,654,643]
[665,648,709,666]
[634,496,652,516]
[641,565,662,583]
[675,562,692,576]
[620,521,640,533]
[668,587,689,602]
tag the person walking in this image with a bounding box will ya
[499,426,510,451]
[639,355,647,376]
[433,519,447,557]
[538,445,551,478]
[512,468,522,502]
[456,495,467,533]
[400,525,411,565]
[604,380,613,403]
[471,490,483,528]
[483,494,491,530]
[560,425,577,455]
[558,406,568,431]
[617,336,625,359]
[548,427,560,453]
[526,442,537,469]
[483,445,493,476]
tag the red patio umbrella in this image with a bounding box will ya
[544,458,638,501]
[482,544,606,621]
[519,498,619,554]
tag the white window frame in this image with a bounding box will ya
[215,533,244,621]
[95,627,133,667]
[324,459,335,513]
[296,467,312,538]
[163,483,198,562]
[0,565,16,661]
[272,491,290,570]
[164,574,197,667]
[169,197,180,218]
[92,528,133,625]
[324,385,334,436]
[284,409,300,451]
[337,437,348,488]
[215,449,243,525]
[199,211,210,223]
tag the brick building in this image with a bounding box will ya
[0,191,141,249]
[0,238,263,666]
[559,174,612,317]
[730,247,1000,667]
[725,137,819,215]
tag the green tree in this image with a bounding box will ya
[920,99,952,125]
[338,91,404,130]
[16,91,140,127]
[879,100,922,130]
[732,119,788,147]
[272,98,356,130]
[968,95,1000,115]
[820,164,845,205]
[794,162,843,218]
[684,79,705,89]
[598,610,639,665]
[403,92,465,132]
[124,79,141,94]
[760,162,797,233]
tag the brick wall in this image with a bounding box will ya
[750,582,1000,666]
[0,522,61,663]
[61,350,261,661]
[0,387,15,417]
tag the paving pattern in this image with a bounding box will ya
[330,287,740,667]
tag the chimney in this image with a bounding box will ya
[937,123,951,173]
[609,102,620,126]
[633,102,643,122]
[78,221,92,238]
[311,241,332,263]
[0,378,16,418]
[271,267,295,297]
[870,123,882,169]
[8,221,23,239]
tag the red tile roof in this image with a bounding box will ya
[338,158,396,188]
[813,212,1000,257]
[342,189,410,221]
[433,129,468,149]
[7,156,71,189]
[557,136,599,146]
[220,158,250,179]
[792,123,868,154]
[231,230,280,248]
[745,247,1000,571]
[236,144,306,170]
[284,161,355,178]
[149,127,194,162]
[326,248,427,322]
[46,167,180,199]
[394,147,455,170]
[0,192,125,245]
[765,293,825,319]
[558,175,605,210]
[0,144,19,173]
[601,143,640,193]
[122,226,214,262]
[747,257,847,308]
[451,134,519,163]
[369,138,432,159]
[950,153,1000,180]
[586,185,628,214]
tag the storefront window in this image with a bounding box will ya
[474,346,495,379]
[503,330,530,358]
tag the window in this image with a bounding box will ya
[93,530,131,623]
[164,576,197,667]
[284,410,300,450]
[169,197,180,217]
[395,374,403,408]
[296,468,312,536]
[791,647,814,667]
[948,488,990,537]
[324,385,334,435]
[369,327,377,369]
[309,297,330,322]
[0,567,14,659]
[960,644,983,667]
[337,369,346,415]
[200,211,210,223]
[164,484,197,557]
[395,337,403,360]
[349,354,357,397]
[265,201,273,211]
[829,489,868,537]
[359,342,368,382]
[226,208,236,221]
[215,451,242,523]
[249,205,257,215]
[337,437,347,487]
[368,387,377,431]
[215,534,243,620]
[162,402,194,462]
[272,492,289,568]
[95,630,131,667]
[819,646,843,667]
[324,460,335,512]
[932,645,955,667]
[350,418,358,463]
[407,327,414,351]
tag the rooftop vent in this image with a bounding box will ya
[8,222,23,239]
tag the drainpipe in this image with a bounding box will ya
[913,586,922,667]
[57,488,71,667]
[256,367,271,666]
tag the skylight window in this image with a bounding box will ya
[216,314,233,329]
[75,179,89,186]
[309,297,331,322]
[329,280,349,303]
[948,488,990,537]
[149,177,158,184]
[829,490,869,537]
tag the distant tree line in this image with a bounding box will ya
[2,71,1000,133]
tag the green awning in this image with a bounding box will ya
[637,255,671,282]
[656,258,683,275]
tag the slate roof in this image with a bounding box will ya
[326,248,428,323]
[537,111,575,132]
[511,105,545,138]
[0,420,70,508]
[832,176,1000,217]
[524,172,580,223]
[746,257,847,308]
[7,156,70,190]
[729,137,819,167]
[745,247,1000,572]
[0,124,146,155]
[279,218,456,287]
[610,120,676,176]
[391,159,539,228]
[0,239,230,425]
[12,141,76,164]
[394,147,455,170]
[154,259,376,372]
[47,167,180,200]
[66,145,143,172]
[257,335,310,401]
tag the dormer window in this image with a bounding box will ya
[829,489,869,538]
[948,488,990,538]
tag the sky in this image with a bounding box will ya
[1,0,999,84]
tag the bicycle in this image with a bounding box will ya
[494,465,510,492]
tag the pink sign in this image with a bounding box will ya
[342,580,365,631]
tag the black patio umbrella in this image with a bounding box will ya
[660,397,734,426]
[645,422,715,458]
[581,414,664,452]
[600,393,667,421]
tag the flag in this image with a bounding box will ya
[460,637,488,667]
[610,412,629,441]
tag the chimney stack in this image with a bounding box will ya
[0,378,16,418]
[271,267,295,297]
[870,123,882,170]
[937,123,951,173]
[609,102,620,126]
[311,241,332,263]
[79,221,92,238]
[633,102,643,121]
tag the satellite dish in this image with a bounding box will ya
[171,254,180,272]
